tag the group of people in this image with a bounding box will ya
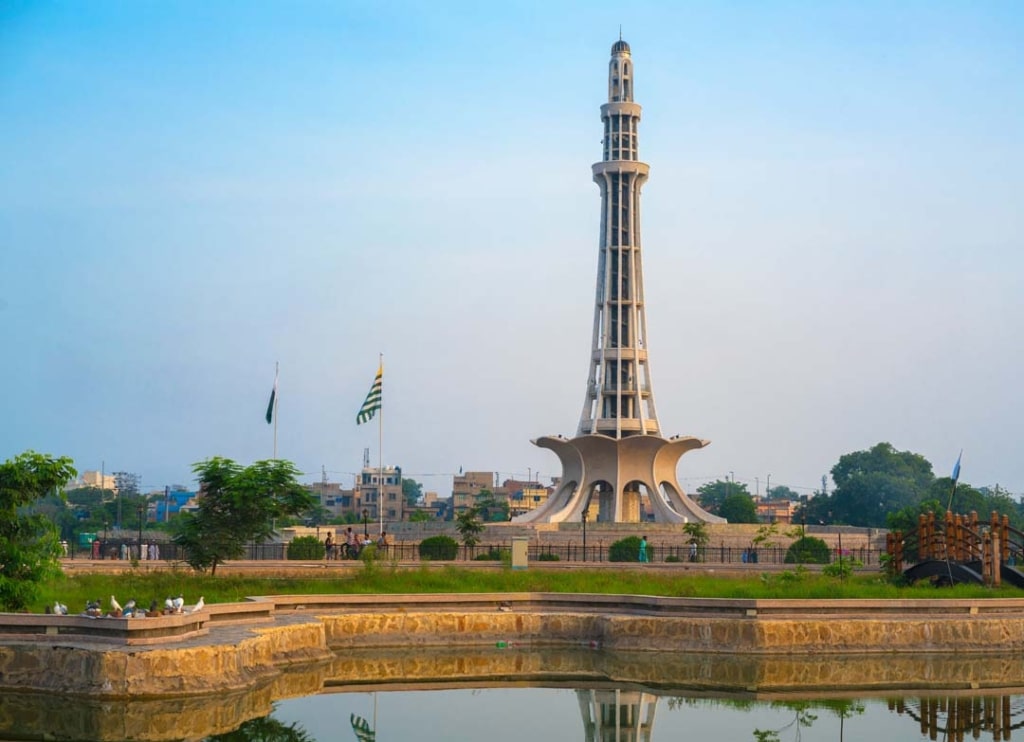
[323,528,391,560]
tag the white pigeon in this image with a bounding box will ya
[164,597,174,612]
[110,595,123,614]
[53,601,68,616]
[123,599,137,617]
[189,596,205,613]
[172,595,184,613]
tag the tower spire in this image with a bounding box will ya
[517,40,722,526]
[581,36,648,437]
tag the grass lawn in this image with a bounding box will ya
[34,562,1012,614]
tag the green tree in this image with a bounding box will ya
[0,451,77,610]
[609,535,643,562]
[696,479,750,515]
[455,506,484,546]
[207,716,315,742]
[767,485,800,501]
[301,503,331,526]
[418,534,458,560]
[173,457,313,574]
[720,492,759,523]
[785,536,831,564]
[475,489,509,522]
[683,521,709,548]
[409,510,433,522]
[401,478,423,507]
[828,442,934,527]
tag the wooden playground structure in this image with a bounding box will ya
[887,511,1024,588]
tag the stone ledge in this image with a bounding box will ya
[7,593,1024,698]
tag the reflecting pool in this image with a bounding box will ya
[269,689,1024,742]
[4,647,1024,741]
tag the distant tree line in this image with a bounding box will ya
[695,442,1021,531]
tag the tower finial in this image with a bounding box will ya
[619,25,622,41]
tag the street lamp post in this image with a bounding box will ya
[582,507,589,562]
[137,504,144,560]
[362,509,369,538]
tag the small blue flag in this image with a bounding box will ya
[952,450,962,483]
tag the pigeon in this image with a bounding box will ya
[53,601,68,616]
[172,595,184,613]
[85,599,102,617]
[164,597,174,613]
[110,595,122,614]
[123,599,137,617]
[149,599,159,614]
[189,596,205,613]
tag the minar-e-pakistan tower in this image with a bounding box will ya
[517,39,723,525]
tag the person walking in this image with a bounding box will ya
[638,535,648,563]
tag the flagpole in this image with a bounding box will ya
[946,449,963,513]
[378,352,384,537]
[273,361,279,460]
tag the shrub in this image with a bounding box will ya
[609,535,642,562]
[287,535,325,560]
[537,552,560,562]
[418,535,459,561]
[784,536,831,564]
[665,554,681,563]
[473,548,506,561]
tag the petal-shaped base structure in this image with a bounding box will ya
[513,434,725,524]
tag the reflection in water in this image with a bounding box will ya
[7,650,1024,741]
[578,690,657,742]
[205,717,314,742]
[891,695,1024,740]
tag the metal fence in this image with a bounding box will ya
[67,539,884,567]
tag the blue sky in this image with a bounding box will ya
[2,1,1022,499]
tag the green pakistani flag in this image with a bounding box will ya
[356,363,382,425]
[265,369,278,424]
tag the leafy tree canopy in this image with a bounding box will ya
[826,442,934,527]
[767,485,800,501]
[475,489,509,522]
[173,457,313,574]
[0,451,77,610]
[719,492,759,523]
[455,506,484,546]
[696,479,750,515]
[682,521,709,547]
[401,478,423,507]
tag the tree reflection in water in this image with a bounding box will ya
[204,715,315,742]
[667,698,865,742]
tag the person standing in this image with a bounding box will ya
[638,535,648,563]
[324,532,334,561]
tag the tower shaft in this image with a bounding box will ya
[580,41,658,439]
[518,39,723,526]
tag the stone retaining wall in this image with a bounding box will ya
[5,593,1024,698]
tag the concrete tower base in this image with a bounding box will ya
[513,434,725,524]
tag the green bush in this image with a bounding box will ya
[287,535,325,560]
[609,535,642,562]
[665,554,681,563]
[418,535,459,561]
[784,536,831,565]
[473,548,506,561]
[537,552,560,562]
